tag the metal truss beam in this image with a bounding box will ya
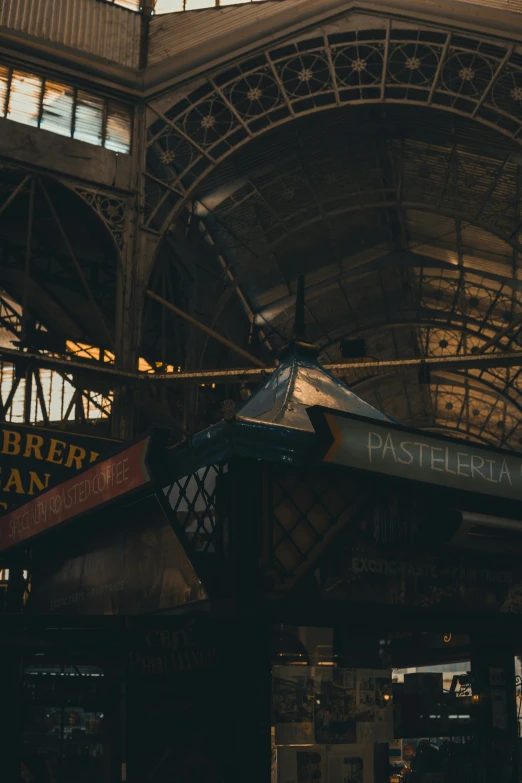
[4,346,522,386]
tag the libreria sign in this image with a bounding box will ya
[317,410,522,501]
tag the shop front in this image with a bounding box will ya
[1,334,522,782]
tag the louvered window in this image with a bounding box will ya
[74,90,104,146]
[41,81,74,138]
[0,66,132,153]
[105,102,132,153]
[7,71,42,127]
[0,66,9,117]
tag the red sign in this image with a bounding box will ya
[0,437,151,552]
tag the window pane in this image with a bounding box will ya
[7,70,42,127]
[40,81,74,137]
[154,0,184,11]
[74,90,104,146]
[0,66,9,117]
[104,102,132,153]
[114,0,141,8]
[184,0,215,8]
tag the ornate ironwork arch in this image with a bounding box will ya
[145,21,522,235]
[318,316,500,353]
[418,424,491,445]
[353,366,522,415]
[67,184,127,256]
[260,202,522,256]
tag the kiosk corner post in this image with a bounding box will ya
[229,616,272,783]
[470,635,520,783]
[228,457,264,615]
[227,458,272,783]
[0,649,22,780]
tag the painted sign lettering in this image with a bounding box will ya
[129,622,220,676]
[0,437,151,552]
[0,424,117,514]
[308,406,522,501]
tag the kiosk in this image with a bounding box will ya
[1,300,522,783]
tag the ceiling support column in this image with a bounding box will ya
[112,102,161,441]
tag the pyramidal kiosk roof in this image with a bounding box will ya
[172,341,522,510]
[1,330,522,626]
[1,307,522,555]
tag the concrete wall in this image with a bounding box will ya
[0,117,134,191]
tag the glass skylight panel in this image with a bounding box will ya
[0,66,9,118]
[73,90,104,146]
[105,102,132,153]
[7,71,42,127]
[40,81,74,138]
[154,0,262,10]
[113,0,141,9]
[154,0,185,11]
[184,0,217,9]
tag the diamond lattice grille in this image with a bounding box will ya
[269,466,369,587]
[164,464,227,554]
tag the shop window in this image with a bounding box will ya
[272,658,393,781]
[393,662,472,693]
[20,659,117,783]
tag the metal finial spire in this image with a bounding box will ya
[292,275,307,342]
[277,274,317,358]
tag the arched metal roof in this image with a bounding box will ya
[165,105,522,448]
[143,14,522,448]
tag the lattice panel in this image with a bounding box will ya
[163,463,227,554]
[267,465,370,589]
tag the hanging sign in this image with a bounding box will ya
[0,423,118,514]
[0,436,153,552]
[308,406,522,502]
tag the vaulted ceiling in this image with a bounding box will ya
[174,103,522,448]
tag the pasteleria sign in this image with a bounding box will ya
[307,406,522,501]
[0,437,153,553]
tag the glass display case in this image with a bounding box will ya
[20,657,118,783]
